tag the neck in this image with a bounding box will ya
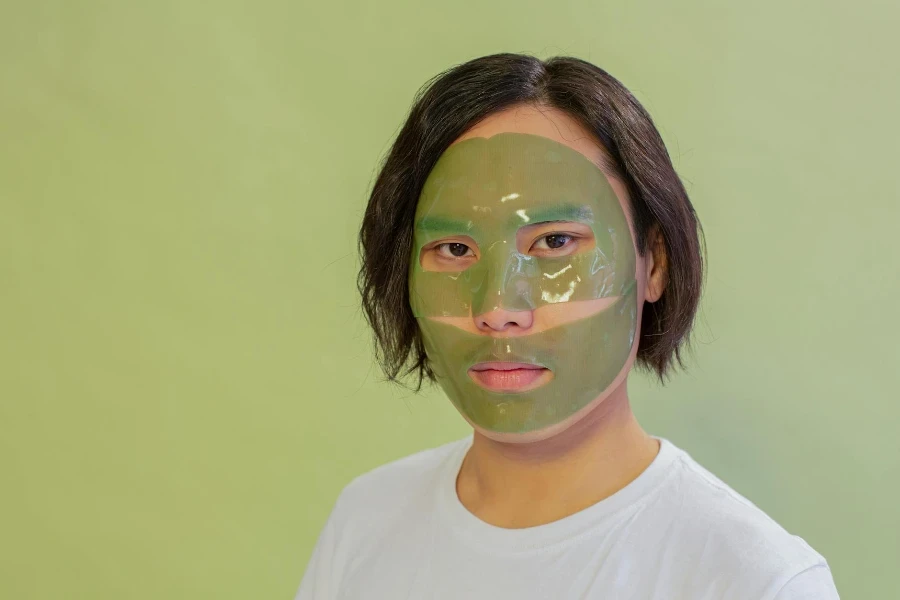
[456,380,659,529]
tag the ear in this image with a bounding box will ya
[644,225,668,303]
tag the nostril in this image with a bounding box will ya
[477,319,511,332]
[473,308,534,332]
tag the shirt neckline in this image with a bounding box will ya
[436,433,681,554]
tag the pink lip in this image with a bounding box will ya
[468,362,551,391]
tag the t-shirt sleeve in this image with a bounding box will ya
[294,510,338,600]
[771,564,840,600]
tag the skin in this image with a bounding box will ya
[433,103,669,529]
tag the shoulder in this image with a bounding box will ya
[296,437,471,598]
[339,435,469,502]
[329,435,469,532]
[657,440,833,593]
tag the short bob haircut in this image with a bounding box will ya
[358,53,704,389]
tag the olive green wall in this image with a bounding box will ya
[1,1,896,598]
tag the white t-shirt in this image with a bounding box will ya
[296,435,839,599]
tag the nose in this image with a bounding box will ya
[469,241,537,320]
[473,307,534,333]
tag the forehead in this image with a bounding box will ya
[415,133,621,231]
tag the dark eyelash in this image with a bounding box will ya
[539,233,576,243]
[435,242,473,257]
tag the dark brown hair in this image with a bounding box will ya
[358,53,704,388]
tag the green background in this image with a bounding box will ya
[1,1,897,598]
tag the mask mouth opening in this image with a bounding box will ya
[467,362,553,393]
[469,361,545,371]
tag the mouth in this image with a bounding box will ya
[468,361,552,392]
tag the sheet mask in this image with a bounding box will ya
[409,133,638,434]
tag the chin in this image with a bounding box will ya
[461,341,641,446]
[468,379,626,445]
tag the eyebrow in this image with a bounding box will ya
[414,215,476,233]
[511,203,594,226]
[414,204,596,233]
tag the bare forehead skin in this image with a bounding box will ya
[453,104,609,174]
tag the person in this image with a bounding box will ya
[295,53,839,599]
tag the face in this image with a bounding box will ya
[409,106,651,439]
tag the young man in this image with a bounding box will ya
[296,53,839,599]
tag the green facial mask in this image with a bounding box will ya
[409,133,638,434]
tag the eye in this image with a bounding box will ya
[531,233,575,253]
[435,242,475,259]
[420,238,479,272]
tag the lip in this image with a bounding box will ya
[468,362,552,392]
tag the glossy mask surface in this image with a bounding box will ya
[409,133,638,433]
